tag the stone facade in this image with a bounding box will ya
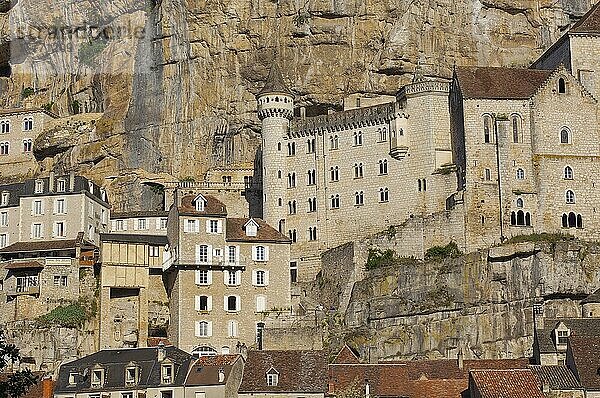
[165,192,291,354]
[0,108,57,180]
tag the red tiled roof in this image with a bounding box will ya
[178,194,227,216]
[147,337,171,347]
[226,218,290,243]
[329,363,411,397]
[455,67,552,99]
[409,379,468,398]
[387,358,530,380]
[470,369,545,398]
[239,350,327,393]
[568,335,600,390]
[4,261,44,270]
[185,355,241,386]
[570,1,600,34]
[332,345,361,364]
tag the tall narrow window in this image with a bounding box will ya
[0,120,9,134]
[566,190,575,204]
[354,163,364,179]
[353,131,363,146]
[558,77,566,94]
[564,166,573,180]
[307,138,315,153]
[511,115,521,143]
[330,194,340,209]
[484,168,491,181]
[379,187,389,202]
[354,191,364,206]
[307,169,316,185]
[516,198,524,208]
[560,127,571,144]
[308,197,317,212]
[23,117,33,131]
[379,159,388,175]
[23,139,32,152]
[330,166,339,182]
[0,142,9,155]
[330,135,339,150]
[516,168,525,180]
[308,227,317,241]
[483,115,492,143]
[379,127,388,142]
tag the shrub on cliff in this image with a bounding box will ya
[425,241,461,260]
[36,298,96,328]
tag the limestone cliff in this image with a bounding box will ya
[0,0,595,208]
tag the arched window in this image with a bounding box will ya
[511,115,522,143]
[558,77,566,94]
[329,135,339,150]
[379,159,388,175]
[564,166,573,180]
[23,117,33,131]
[308,227,317,241]
[197,321,209,336]
[354,163,363,178]
[277,170,282,179]
[516,168,525,180]
[278,198,282,207]
[307,169,316,185]
[516,198,524,208]
[560,127,571,144]
[379,127,388,142]
[418,179,422,192]
[516,210,525,225]
[525,212,531,226]
[308,197,317,212]
[306,138,315,153]
[566,190,575,204]
[379,187,389,202]
[330,194,340,209]
[354,191,364,206]
[353,131,363,146]
[277,142,281,151]
[0,120,10,134]
[562,213,568,228]
[422,179,427,191]
[483,115,492,143]
[0,142,9,155]
[568,212,576,228]
[330,166,339,182]
[577,214,583,228]
[511,212,517,226]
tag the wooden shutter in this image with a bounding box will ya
[184,219,190,233]
[207,270,212,285]
[265,270,270,286]
[195,321,200,337]
[207,295,212,311]
[195,296,201,311]
[205,220,211,233]
[217,220,223,233]
[265,246,270,261]
[235,245,240,264]
[236,270,242,285]
[251,246,258,261]
[207,321,213,337]
[207,245,213,264]
[195,270,201,285]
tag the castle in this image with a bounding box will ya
[257,2,600,281]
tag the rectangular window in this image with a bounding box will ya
[484,168,491,181]
[227,246,237,264]
[0,192,8,206]
[0,211,7,226]
[32,223,42,238]
[255,270,266,286]
[253,246,267,262]
[54,222,65,237]
[55,198,65,214]
[195,270,210,285]
[53,275,68,287]
[115,219,126,231]
[34,180,44,193]
[149,246,160,257]
[137,218,147,230]
[557,330,569,345]
[91,369,104,387]
[162,365,173,384]
[121,392,133,398]
[33,200,43,215]
[185,219,199,233]
[159,218,168,229]
[197,245,208,263]
[0,233,7,249]
[57,179,66,192]
[209,220,218,233]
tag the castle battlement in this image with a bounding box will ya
[398,79,450,98]
[290,102,395,137]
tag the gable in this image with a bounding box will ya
[531,66,597,103]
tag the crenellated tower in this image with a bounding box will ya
[256,62,294,233]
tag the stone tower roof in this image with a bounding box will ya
[257,62,293,97]
[570,1,600,34]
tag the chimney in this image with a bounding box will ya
[42,376,54,398]
[157,341,166,362]
[457,348,464,370]
[48,171,55,193]
[365,380,370,398]
[69,171,75,192]
[300,107,306,119]
[218,367,225,383]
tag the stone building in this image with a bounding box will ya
[164,193,291,355]
[109,210,170,236]
[98,233,171,350]
[0,108,57,178]
[255,1,600,273]
[0,173,109,324]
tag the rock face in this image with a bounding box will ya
[314,238,600,362]
[0,0,596,208]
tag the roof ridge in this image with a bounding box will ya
[257,62,293,96]
[569,1,600,33]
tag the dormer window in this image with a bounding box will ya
[91,368,105,388]
[68,371,78,385]
[125,365,139,386]
[554,322,570,349]
[245,219,259,237]
[34,180,44,194]
[57,179,66,192]
[88,181,94,193]
[193,194,207,212]
[0,192,8,206]
[266,367,279,386]
[161,363,174,384]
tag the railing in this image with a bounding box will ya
[6,285,40,296]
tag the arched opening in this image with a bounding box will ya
[568,212,576,228]
[558,77,566,94]
[525,212,531,226]
[577,214,583,229]
[562,213,568,228]
[516,210,525,225]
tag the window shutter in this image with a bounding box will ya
[223,296,228,311]
[207,245,213,264]
[236,295,241,311]
[252,246,257,261]
[252,270,257,285]
[53,200,58,214]
[236,270,242,285]
[30,201,34,215]
[235,246,240,264]
[207,270,212,285]
[206,220,211,233]
[195,321,200,337]
[207,296,212,311]
[133,219,139,230]
[195,296,201,311]
[207,321,213,337]
[265,246,270,261]
[184,220,190,233]
[217,220,223,233]
[195,245,201,264]
[111,220,116,231]
[155,218,161,230]
[194,220,200,233]
[265,270,270,286]
[195,270,201,285]
[123,221,128,231]
[223,270,229,286]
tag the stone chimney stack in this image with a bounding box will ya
[157,342,166,362]
[218,367,225,383]
[69,171,75,192]
[300,106,306,119]
[365,380,370,398]
[457,348,464,370]
[48,171,55,192]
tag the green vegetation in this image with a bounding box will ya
[71,100,81,114]
[420,285,454,310]
[42,102,54,112]
[506,233,573,244]
[365,248,418,270]
[425,241,461,261]
[36,298,97,328]
[21,87,34,99]
[386,225,397,239]
[293,10,311,26]
[179,176,196,183]
[0,330,39,397]
[78,38,107,67]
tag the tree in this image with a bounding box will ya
[0,331,38,398]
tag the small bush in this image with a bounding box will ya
[21,87,34,99]
[36,298,96,328]
[506,233,573,244]
[42,102,54,112]
[425,241,461,260]
[79,39,107,67]
[71,100,80,114]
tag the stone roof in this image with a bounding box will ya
[0,107,58,118]
[469,369,546,398]
[529,365,582,390]
[185,354,241,386]
[570,1,600,34]
[238,350,327,393]
[226,218,290,243]
[454,67,552,99]
[536,318,600,353]
[4,260,45,270]
[387,358,529,380]
[581,288,600,304]
[568,336,600,390]
[110,210,169,219]
[54,346,193,393]
[100,233,169,246]
[0,238,80,254]
[257,62,293,97]
[178,194,227,217]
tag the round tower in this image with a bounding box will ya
[256,62,294,232]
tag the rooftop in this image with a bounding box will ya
[226,218,290,243]
[100,233,168,246]
[469,369,545,398]
[185,354,241,386]
[570,1,600,34]
[568,335,600,390]
[257,62,293,97]
[529,365,582,390]
[178,194,227,217]
[536,317,600,353]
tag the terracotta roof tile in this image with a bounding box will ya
[409,379,468,398]
[529,365,582,390]
[470,369,545,398]
[387,358,529,380]
[185,355,241,386]
[178,194,227,216]
[239,350,327,393]
[332,345,361,364]
[570,2,600,34]
[4,260,44,270]
[455,67,552,99]
[110,210,169,219]
[226,218,290,243]
[329,363,411,397]
[568,335,600,390]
